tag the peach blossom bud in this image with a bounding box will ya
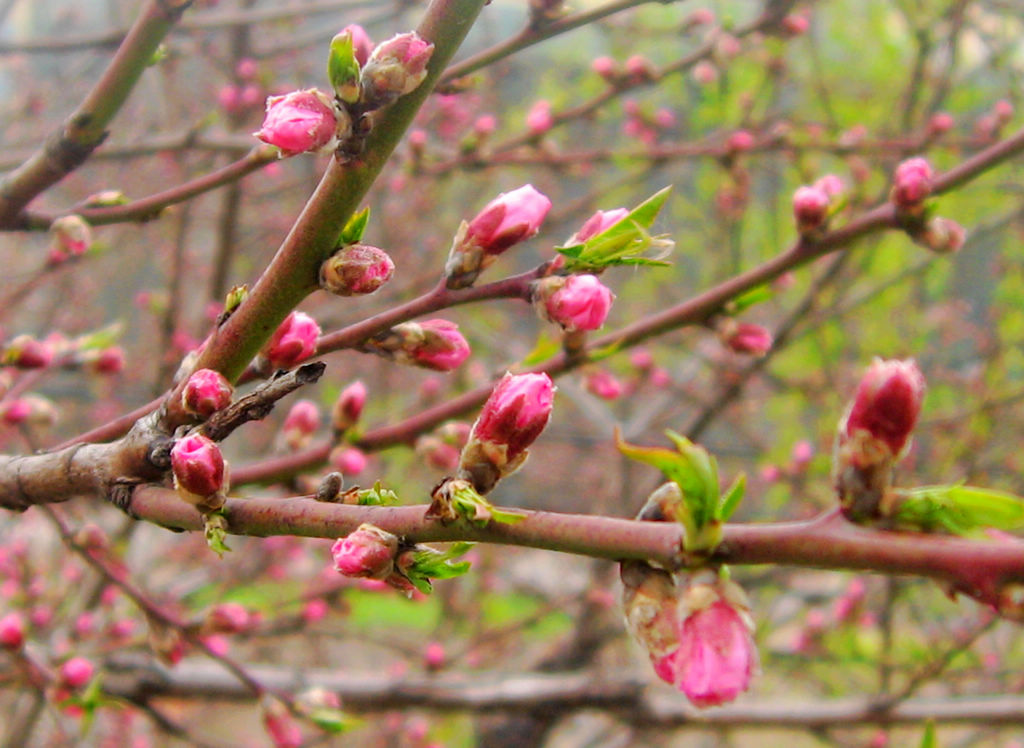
[843,358,925,457]
[994,99,1014,125]
[263,311,320,370]
[332,380,366,432]
[235,57,257,80]
[59,657,94,688]
[263,698,303,748]
[813,174,845,199]
[342,23,373,66]
[692,60,719,85]
[629,348,654,371]
[424,641,445,669]
[654,108,676,128]
[781,13,809,35]
[217,85,242,115]
[283,399,320,449]
[688,8,715,25]
[473,114,497,136]
[361,32,434,108]
[0,612,24,649]
[92,346,125,374]
[182,368,234,419]
[404,319,471,371]
[3,335,53,368]
[915,216,965,254]
[526,99,553,134]
[416,436,461,471]
[791,440,814,466]
[171,434,228,509]
[50,215,92,259]
[332,446,368,476]
[571,208,629,243]
[539,274,615,332]
[585,369,623,400]
[792,185,831,234]
[331,523,398,578]
[726,130,754,153]
[591,55,618,81]
[2,399,32,426]
[302,598,328,623]
[721,322,773,356]
[927,112,954,136]
[240,84,263,109]
[891,157,933,211]
[625,54,653,80]
[466,372,555,468]
[206,602,250,634]
[254,89,338,156]
[319,244,394,296]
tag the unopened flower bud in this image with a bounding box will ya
[182,368,234,419]
[3,335,54,369]
[535,274,614,332]
[360,32,434,109]
[720,321,773,356]
[792,185,831,235]
[585,369,623,400]
[254,89,338,156]
[621,561,681,662]
[331,523,398,578]
[2,395,57,427]
[445,184,552,289]
[526,99,553,134]
[0,612,25,649]
[50,215,92,261]
[374,319,471,371]
[331,380,366,432]
[891,157,933,212]
[205,602,251,634]
[625,54,654,80]
[282,399,320,450]
[262,697,303,748]
[591,56,618,81]
[342,24,373,66]
[914,216,965,254]
[415,436,461,471]
[320,244,394,296]
[726,130,754,153]
[813,174,845,199]
[841,358,925,459]
[781,13,810,35]
[692,60,719,85]
[459,372,554,492]
[927,112,954,136]
[659,572,757,707]
[59,656,94,689]
[571,208,629,244]
[331,446,368,476]
[262,311,320,370]
[90,346,124,374]
[171,434,229,511]
[327,29,364,104]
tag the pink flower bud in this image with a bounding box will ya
[171,434,228,507]
[263,311,320,370]
[424,641,445,669]
[206,602,250,634]
[302,598,328,623]
[240,84,263,109]
[473,114,497,136]
[791,439,814,466]
[332,380,367,432]
[331,523,398,578]
[994,98,1014,125]
[181,368,234,419]
[407,319,471,371]
[283,399,320,449]
[843,358,925,457]
[468,184,552,256]
[416,436,461,471]
[891,157,933,211]
[591,55,618,81]
[585,369,623,400]
[721,322,773,356]
[726,130,754,153]
[813,173,845,199]
[792,185,830,234]
[654,575,757,707]
[927,112,954,136]
[361,32,434,107]
[92,346,125,374]
[540,274,615,332]
[624,54,653,80]
[331,446,368,476]
[341,23,373,66]
[263,699,303,748]
[467,372,555,466]
[235,57,257,81]
[3,335,54,368]
[781,13,809,35]
[50,215,92,259]
[572,208,629,243]
[254,89,338,156]
[59,656,94,689]
[0,612,25,649]
[320,244,394,296]
[526,99,553,134]
[217,85,242,115]
[692,60,719,85]
[688,8,715,25]
[630,347,654,371]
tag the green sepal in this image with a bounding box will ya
[918,719,937,748]
[891,484,1024,535]
[355,480,399,506]
[204,510,231,557]
[725,286,774,315]
[555,186,674,272]
[327,31,362,104]
[338,207,370,246]
[308,708,361,733]
[403,542,474,593]
[74,322,124,351]
[451,483,526,525]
